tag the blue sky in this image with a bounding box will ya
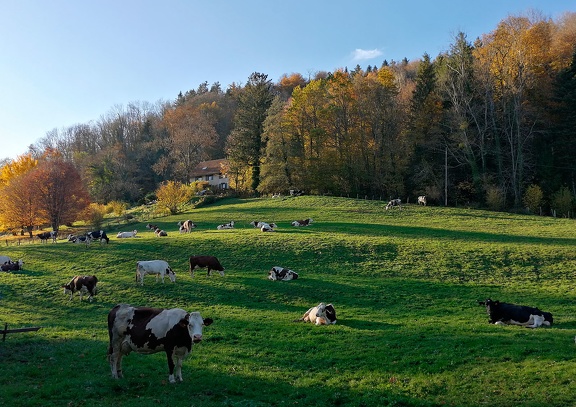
[1,0,574,161]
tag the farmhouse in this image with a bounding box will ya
[190,159,229,190]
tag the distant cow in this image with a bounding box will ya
[154,228,168,237]
[179,220,196,233]
[136,260,176,285]
[189,256,225,277]
[294,303,337,325]
[67,234,91,245]
[478,299,553,328]
[268,266,298,281]
[86,230,109,244]
[250,221,277,228]
[117,230,138,238]
[385,199,401,210]
[0,256,23,268]
[217,221,234,230]
[107,304,213,383]
[1,260,23,272]
[291,218,313,227]
[146,223,158,230]
[62,275,98,302]
[417,195,427,206]
[37,231,57,243]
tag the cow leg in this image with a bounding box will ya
[207,268,212,277]
[109,351,123,379]
[165,348,177,383]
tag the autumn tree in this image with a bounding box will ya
[0,156,89,234]
[155,181,193,215]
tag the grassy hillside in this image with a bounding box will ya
[1,196,576,407]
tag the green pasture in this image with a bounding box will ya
[1,196,576,406]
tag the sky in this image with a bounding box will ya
[1,0,574,161]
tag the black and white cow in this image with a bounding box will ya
[385,199,402,210]
[107,304,213,383]
[62,275,98,302]
[179,220,196,233]
[136,260,176,285]
[478,299,553,328]
[291,218,313,227]
[1,260,23,271]
[294,303,337,325]
[154,228,168,237]
[37,231,57,243]
[268,266,299,281]
[86,230,109,244]
[67,234,91,245]
[217,221,234,230]
[417,195,427,206]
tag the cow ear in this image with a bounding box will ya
[203,318,214,326]
[178,318,189,327]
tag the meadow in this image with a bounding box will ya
[1,195,576,407]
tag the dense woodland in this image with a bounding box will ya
[2,11,576,231]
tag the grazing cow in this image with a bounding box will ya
[86,230,109,244]
[107,304,213,383]
[291,218,313,227]
[1,260,23,271]
[268,266,298,281]
[294,303,337,325]
[478,299,553,328]
[67,234,91,245]
[62,275,98,302]
[385,199,402,210]
[179,220,196,233]
[417,195,427,206]
[136,260,176,285]
[189,256,225,277]
[37,231,57,243]
[154,228,168,237]
[217,221,234,230]
[117,230,138,238]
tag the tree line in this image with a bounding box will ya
[1,11,576,232]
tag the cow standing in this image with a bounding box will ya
[179,220,196,233]
[478,299,553,328]
[189,256,225,277]
[62,275,98,302]
[417,196,427,206]
[37,231,57,243]
[385,199,401,210]
[136,260,176,285]
[107,304,213,383]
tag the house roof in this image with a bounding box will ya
[190,159,227,177]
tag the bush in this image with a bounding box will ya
[85,203,106,229]
[486,185,506,211]
[523,184,543,214]
[107,200,128,216]
[551,187,573,218]
[155,181,194,215]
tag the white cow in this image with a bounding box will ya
[117,230,138,238]
[136,260,176,285]
[418,195,427,206]
[295,303,337,325]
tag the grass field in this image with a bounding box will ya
[1,196,576,407]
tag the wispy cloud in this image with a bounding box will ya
[351,48,383,61]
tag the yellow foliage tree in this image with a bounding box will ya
[0,153,38,187]
[155,181,193,215]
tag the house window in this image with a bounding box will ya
[220,183,228,189]
[195,176,202,182]
[207,175,214,181]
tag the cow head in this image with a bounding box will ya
[478,298,500,323]
[186,312,213,343]
[314,303,337,325]
[167,269,176,283]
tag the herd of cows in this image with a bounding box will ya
[1,203,558,383]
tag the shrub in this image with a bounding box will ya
[551,187,573,218]
[155,181,194,215]
[107,200,128,216]
[85,203,106,229]
[486,185,506,211]
[523,184,543,214]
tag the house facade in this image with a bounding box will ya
[190,159,229,190]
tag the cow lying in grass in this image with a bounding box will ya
[268,266,298,281]
[294,303,337,325]
[478,299,553,328]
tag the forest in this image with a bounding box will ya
[1,11,576,232]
